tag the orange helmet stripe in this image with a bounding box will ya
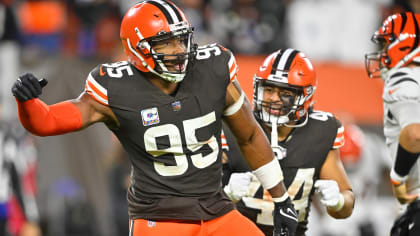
[147,0,184,24]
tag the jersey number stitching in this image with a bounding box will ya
[242,168,315,225]
[196,44,221,60]
[103,61,134,78]
[144,112,219,176]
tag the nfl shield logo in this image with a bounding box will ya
[172,101,181,111]
[141,107,160,126]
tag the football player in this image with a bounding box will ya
[10,1,297,236]
[365,12,420,235]
[223,49,355,236]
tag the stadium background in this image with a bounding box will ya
[0,0,411,235]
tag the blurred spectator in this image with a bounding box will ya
[66,0,121,58]
[0,120,41,236]
[102,136,130,236]
[42,177,96,236]
[384,0,420,15]
[208,0,270,54]
[117,0,138,15]
[14,0,121,59]
[254,0,291,53]
[207,0,290,54]
[0,0,19,121]
[174,0,216,45]
[17,0,66,53]
[287,0,382,62]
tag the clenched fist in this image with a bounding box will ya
[11,73,48,101]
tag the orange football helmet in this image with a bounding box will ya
[120,0,196,82]
[365,12,420,78]
[253,49,316,127]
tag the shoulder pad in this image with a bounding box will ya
[332,118,344,149]
[195,44,238,82]
[308,110,344,148]
[85,64,110,106]
[383,67,420,103]
[308,110,334,122]
[195,43,231,60]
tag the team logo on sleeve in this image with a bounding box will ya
[141,107,160,126]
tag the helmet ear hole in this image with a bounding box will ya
[384,56,391,65]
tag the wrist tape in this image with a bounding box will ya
[252,158,283,190]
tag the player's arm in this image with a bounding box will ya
[317,148,354,219]
[388,103,420,203]
[385,78,420,190]
[12,73,117,136]
[221,49,296,234]
[223,80,297,235]
[73,92,118,129]
[388,110,420,187]
[389,123,420,204]
[223,80,287,198]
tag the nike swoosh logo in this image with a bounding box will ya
[388,88,399,95]
[100,66,106,76]
[279,208,298,222]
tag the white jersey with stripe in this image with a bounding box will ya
[383,67,420,195]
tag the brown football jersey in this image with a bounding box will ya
[85,44,240,220]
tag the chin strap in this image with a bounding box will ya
[127,37,185,83]
[284,112,308,128]
[271,119,282,160]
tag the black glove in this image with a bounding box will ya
[11,73,48,102]
[273,197,298,236]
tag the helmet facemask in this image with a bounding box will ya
[120,0,198,83]
[365,33,396,79]
[135,24,196,83]
[252,48,316,128]
[253,78,309,128]
[365,12,420,79]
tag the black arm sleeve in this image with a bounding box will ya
[394,144,420,177]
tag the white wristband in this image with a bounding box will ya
[223,91,245,116]
[327,193,345,212]
[272,192,289,203]
[252,158,283,190]
[390,167,408,186]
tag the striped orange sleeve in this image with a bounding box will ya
[333,125,345,149]
[84,73,109,106]
[221,129,229,151]
[228,53,239,82]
